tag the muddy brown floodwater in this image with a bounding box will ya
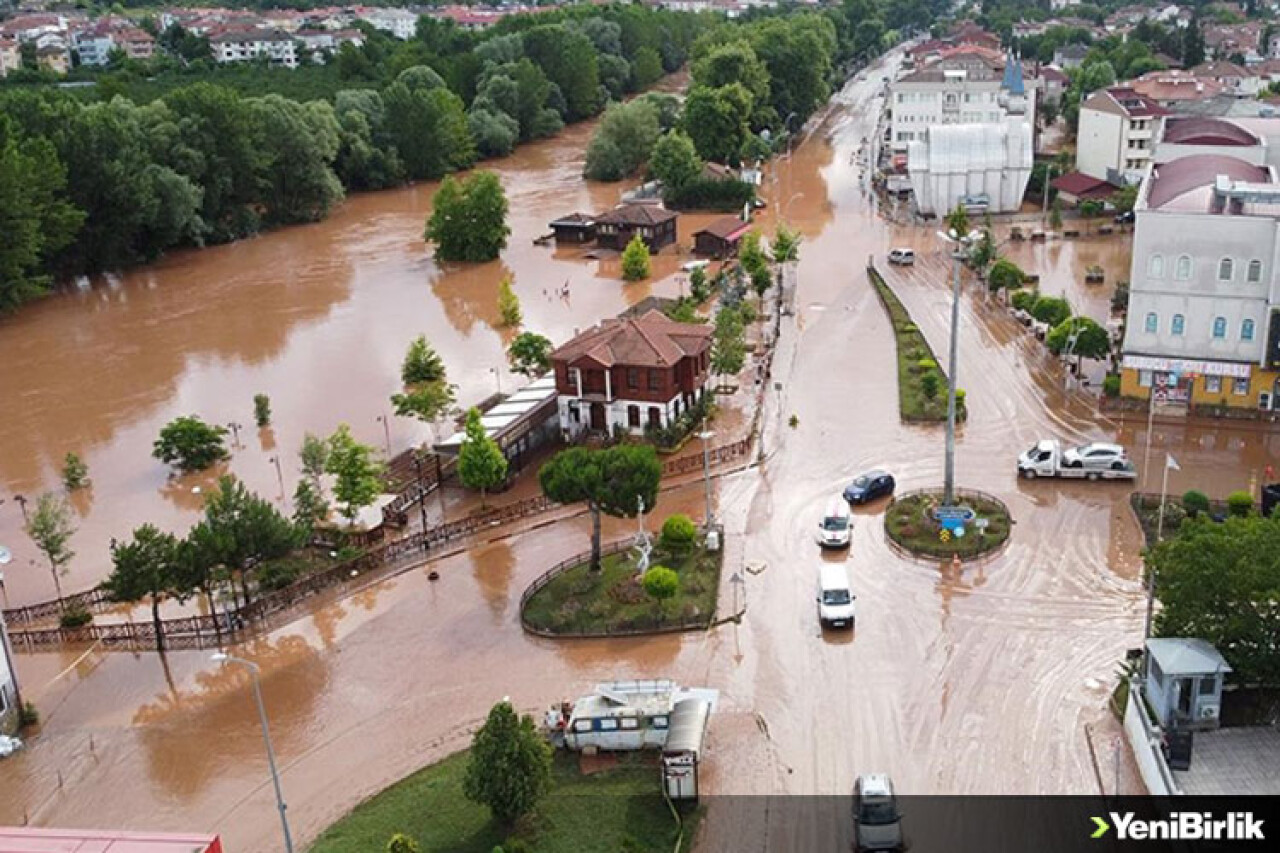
[2,50,1277,853]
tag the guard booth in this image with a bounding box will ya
[662,698,711,801]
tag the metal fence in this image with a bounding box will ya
[9,612,234,653]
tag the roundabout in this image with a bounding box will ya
[883,488,1013,560]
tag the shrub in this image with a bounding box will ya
[1030,295,1071,327]
[921,370,940,399]
[788,414,799,428]
[19,702,39,728]
[59,604,92,629]
[1111,281,1130,313]
[661,514,698,551]
[1010,289,1037,312]
[1227,491,1254,517]
[1102,374,1120,397]
[1155,501,1186,533]
[642,566,680,614]
[62,452,89,490]
[916,358,938,371]
[1182,490,1210,517]
[253,393,271,427]
[988,258,1026,291]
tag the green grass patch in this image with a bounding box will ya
[522,546,721,635]
[884,492,1010,559]
[868,268,968,423]
[309,750,701,853]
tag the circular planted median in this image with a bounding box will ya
[884,488,1012,560]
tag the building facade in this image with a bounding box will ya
[1,608,18,736]
[593,204,678,251]
[551,310,712,440]
[889,50,1011,151]
[210,29,298,68]
[1076,87,1169,184]
[1120,154,1280,411]
[0,37,21,77]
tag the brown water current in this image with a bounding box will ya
[1,51,1276,851]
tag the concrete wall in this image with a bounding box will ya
[1123,681,1182,796]
[1077,106,1124,181]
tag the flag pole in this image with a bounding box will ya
[1144,455,1172,641]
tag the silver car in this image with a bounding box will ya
[1061,442,1128,470]
[854,774,903,851]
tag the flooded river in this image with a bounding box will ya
[2,50,1278,852]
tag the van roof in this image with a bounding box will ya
[825,498,851,515]
[859,774,894,797]
[819,563,850,590]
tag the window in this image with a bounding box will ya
[1243,319,1256,341]
[599,719,619,731]
[1148,254,1164,278]
[647,369,661,390]
[1213,316,1227,339]
[1205,375,1222,393]
[1139,370,1153,388]
[1218,257,1234,281]
[1175,255,1192,280]
[1171,314,1185,336]
[1144,312,1158,333]
[620,718,639,730]
[1248,259,1263,283]
[1233,377,1250,396]
[572,719,592,732]
[627,368,639,389]
[651,715,669,729]
[627,405,640,427]
[1198,677,1217,696]
[648,406,661,426]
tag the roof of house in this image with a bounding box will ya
[551,309,712,369]
[1163,116,1260,146]
[694,216,751,241]
[1051,171,1116,199]
[549,212,595,227]
[701,162,735,181]
[1146,638,1232,676]
[1126,72,1222,105]
[594,204,678,227]
[1037,65,1069,83]
[1083,86,1169,119]
[1191,60,1252,79]
[1147,153,1271,210]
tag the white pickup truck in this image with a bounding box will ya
[1018,440,1138,480]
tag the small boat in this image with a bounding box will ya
[544,679,718,752]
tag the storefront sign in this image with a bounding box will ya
[1122,355,1251,379]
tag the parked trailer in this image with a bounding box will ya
[1018,439,1137,480]
[662,697,711,802]
[545,680,719,753]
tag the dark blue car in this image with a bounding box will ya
[843,470,895,505]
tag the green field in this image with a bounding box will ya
[309,750,701,853]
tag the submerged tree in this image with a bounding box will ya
[25,492,76,605]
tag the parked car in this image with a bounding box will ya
[681,260,710,272]
[1114,210,1135,224]
[817,498,853,549]
[853,774,903,852]
[844,470,895,504]
[1061,442,1129,470]
[816,564,855,628]
[887,248,915,266]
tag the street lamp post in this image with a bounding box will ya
[411,451,430,535]
[376,414,391,456]
[936,228,981,507]
[268,455,285,505]
[697,430,715,529]
[490,367,502,396]
[212,653,294,853]
[14,494,28,525]
[226,422,243,448]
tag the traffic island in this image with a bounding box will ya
[520,539,723,637]
[883,488,1012,560]
[309,750,701,853]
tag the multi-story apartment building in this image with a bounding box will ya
[209,28,298,68]
[1075,86,1169,185]
[357,8,418,40]
[889,49,1017,151]
[1121,154,1280,411]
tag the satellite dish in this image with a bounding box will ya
[0,546,11,565]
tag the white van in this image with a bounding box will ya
[887,248,914,266]
[817,499,852,549]
[816,564,856,629]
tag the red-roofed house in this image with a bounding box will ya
[593,204,679,251]
[1050,171,1117,205]
[551,309,713,437]
[0,828,223,852]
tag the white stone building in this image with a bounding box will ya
[1120,153,1280,409]
[1076,86,1169,185]
[358,8,418,41]
[889,49,1026,151]
[209,28,298,69]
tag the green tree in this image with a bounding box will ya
[62,452,89,491]
[539,445,662,571]
[0,116,83,312]
[325,425,385,524]
[692,40,771,125]
[621,234,651,281]
[1078,199,1103,233]
[1111,184,1138,214]
[522,25,601,121]
[292,479,329,531]
[944,204,970,238]
[248,94,344,226]
[689,266,711,303]
[25,493,76,604]
[253,394,271,428]
[401,335,446,385]
[153,416,230,473]
[711,305,747,379]
[1182,17,1205,68]
[458,407,508,508]
[584,98,661,181]
[202,475,301,605]
[497,276,522,327]
[508,332,553,378]
[382,82,475,181]
[681,83,753,164]
[425,171,510,262]
[392,382,457,427]
[632,46,664,89]
[1029,296,1072,328]
[649,129,702,194]
[771,224,801,264]
[660,513,697,552]
[463,701,552,827]
[642,565,679,617]
[1046,316,1110,363]
[386,835,421,853]
[921,370,940,400]
[300,432,329,486]
[988,258,1026,292]
[106,524,181,652]
[1148,514,1280,684]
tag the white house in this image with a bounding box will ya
[1120,153,1280,409]
[71,25,115,66]
[889,49,1026,151]
[0,37,22,77]
[1076,87,1169,185]
[209,28,298,69]
[357,8,418,41]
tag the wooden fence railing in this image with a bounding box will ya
[6,439,753,652]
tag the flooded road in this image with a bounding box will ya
[1,50,1276,852]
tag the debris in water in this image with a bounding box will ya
[0,735,22,759]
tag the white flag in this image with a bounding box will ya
[1166,454,1180,471]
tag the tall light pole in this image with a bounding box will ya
[226,422,243,449]
[697,429,715,529]
[212,652,294,853]
[411,450,430,534]
[489,367,502,396]
[936,227,981,507]
[268,455,285,505]
[375,414,391,456]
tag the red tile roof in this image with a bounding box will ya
[1051,172,1116,199]
[1147,154,1270,210]
[552,309,711,369]
[694,216,750,241]
[595,204,678,227]
[1163,117,1259,147]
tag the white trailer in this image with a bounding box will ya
[1018,439,1138,480]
